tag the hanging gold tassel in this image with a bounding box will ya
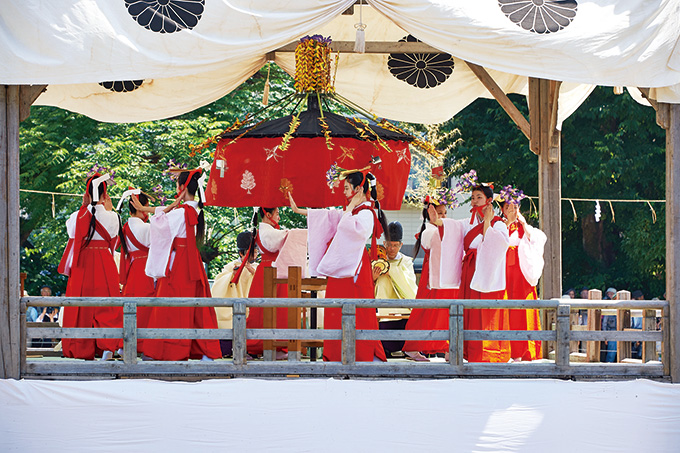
[262,64,270,106]
[607,201,615,223]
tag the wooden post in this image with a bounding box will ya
[232,301,247,366]
[341,303,356,365]
[616,290,631,362]
[122,302,137,365]
[448,304,464,367]
[0,86,21,379]
[666,102,680,382]
[642,309,658,363]
[19,300,26,375]
[0,85,45,379]
[529,78,562,359]
[555,304,571,367]
[287,266,302,361]
[586,289,602,362]
[262,266,276,361]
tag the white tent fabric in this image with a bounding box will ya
[1,378,680,452]
[1,1,679,123]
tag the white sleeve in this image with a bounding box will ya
[420,223,437,251]
[65,211,78,238]
[307,208,343,277]
[518,224,547,287]
[145,209,179,279]
[470,221,510,293]
[428,218,465,289]
[316,208,373,279]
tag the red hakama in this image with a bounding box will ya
[59,206,123,360]
[246,233,289,356]
[505,221,543,361]
[143,203,221,361]
[323,251,387,362]
[402,250,452,355]
[120,219,156,353]
[461,218,510,363]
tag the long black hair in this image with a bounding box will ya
[83,176,108,248]
[345,171,390,242]
[247,207,276,261]
[178,171,205,245]
[412,203,432,258]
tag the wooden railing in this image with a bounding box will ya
[20,297,670,380]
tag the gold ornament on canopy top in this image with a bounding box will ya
[294,35,334,93]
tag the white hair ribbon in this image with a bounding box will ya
[91,174,111,203]
[197,160,211,204]
[116,188,141,211]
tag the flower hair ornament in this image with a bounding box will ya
[499,184,527,205]
[325,162,374,189]
[116,187,156,212]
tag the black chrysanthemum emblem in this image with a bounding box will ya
[499,0,577,34]
[125,0,204,34]
[99,80,144,93]
[387,35,454,89]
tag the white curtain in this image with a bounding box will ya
[1,1,678,122]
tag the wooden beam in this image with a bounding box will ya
[0,85,9,378]
[273,41,442,54]
[18,85,47,122]
[464,61,531,141]
[666,102,680,382]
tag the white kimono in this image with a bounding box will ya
[468,217,510,293]
[424,218,468,290]
[62,204,119,275]
[145,201,199,279]
[308,202,373,279]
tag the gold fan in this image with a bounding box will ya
[372,258,390,276]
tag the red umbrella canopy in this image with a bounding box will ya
[206,135,411,209]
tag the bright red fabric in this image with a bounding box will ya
[505,243,542,361]
[322,251,387,362]
[206,137,410,210]
[120,223,156,354]
[402,250,453,354]
[246,234,289,356]
[461,220,510,363]
[143,206,221,361]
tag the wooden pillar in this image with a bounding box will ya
[665,103,680,382]
[529,78,562,359]
[0,85,46,379]
[530,78,562,300]
[0,85,21,379]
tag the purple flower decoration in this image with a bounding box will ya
[435,187,460,209]
[326,162,342,189]
[151,183,168,206]
[456,169,478,192]
[300,35,332,45]
[86,165,116,185]
[499,184,526,205]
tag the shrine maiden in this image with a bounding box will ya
[118,189,156,354]
[140,167,221,361]
[460,180,511,363]
[58,173,123,360]
[290,169,387,362]
[402,196,467,361]
[501,192,546,361]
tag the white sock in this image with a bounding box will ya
[116,348,124,356]
[201,355,213,362]
[100,351,113,361]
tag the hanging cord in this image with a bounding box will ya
[607,200,615,223]
[51,193,56,218]
[647,201,657,223]
[354,1,366,53]
[568,199,577,222]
